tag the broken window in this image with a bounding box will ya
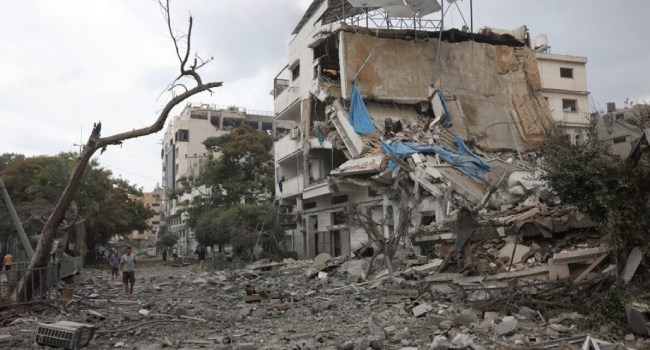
[303,202,317,210]
[210,115,221,128]
[313,36,341,84]
[291,64,300,81]
[560,67,574,78]
[562,99,577,112]
[612,136,627,144]
[332,211,346,225]
[420,212,436,226]
[223,118,243,128]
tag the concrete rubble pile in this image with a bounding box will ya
[0,253,644,349]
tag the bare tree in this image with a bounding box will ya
[346,188,414,281]
[16,0,222,302]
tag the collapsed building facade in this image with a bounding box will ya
[273,0,592,259]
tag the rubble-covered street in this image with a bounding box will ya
[1,254,648,350]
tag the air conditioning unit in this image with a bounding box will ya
[290,128,299,140]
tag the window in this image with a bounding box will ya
[562,99,577,112]
[176,129,189,142]
[152,221,160,225]
[303,201,317,210]
[332,211,346,225]
[420,212,436,226]
[152,203,160,207]
[190,113,207,120]
[612,136,627,144]
[574,134,583,146]
[560,67,574,78]
[291,64,300,81]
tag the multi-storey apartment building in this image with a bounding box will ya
[160,103,290,254]
[272,0,582,260]
[530,34,590,144]
[130,186,163,248]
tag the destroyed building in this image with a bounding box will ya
[161,103,292,254]
[273,0,594,260]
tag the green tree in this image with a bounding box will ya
[194,207,229,250]
[0,153,25,172]
[157,234,178,250]
[538,124,650,267]
[0,153,154,256]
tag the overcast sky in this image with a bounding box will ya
[1,0,648,192]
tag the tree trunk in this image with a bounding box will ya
[14,0,222,302]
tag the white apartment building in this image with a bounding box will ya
[531,35,590,145]
[160,103,290,255]
[272,1,557,259]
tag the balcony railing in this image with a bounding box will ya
[277,175,304,199]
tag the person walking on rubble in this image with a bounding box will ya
[162,249,167,262]
[118,246,140,296]
[196,246,206,271]
[3,251,13,284]
[109,250,120,281]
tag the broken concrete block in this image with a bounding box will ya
[625,303,650,335]
[498,243,530,265]
[412,259,443,274]
[494,317,518,336]
[138,309,150,316]
[622,247,643,283]
[412,303,433,317]
[244,294,261,303]
[548,258,570,280]
[0,335,12,346]
[552,247,608,264]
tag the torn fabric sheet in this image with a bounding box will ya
[381,136,491,183]
[348,81,376,134]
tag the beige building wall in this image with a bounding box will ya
[536,52,590,144]
[131,186,162,244]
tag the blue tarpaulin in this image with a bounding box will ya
[348,80,376,134]
[381,135,491,183]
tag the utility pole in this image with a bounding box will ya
[470,0,474,33]
[73,125,83,154]
[0,176,35,259]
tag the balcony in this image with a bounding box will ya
[277,175,304,199]
[275,132,302,162]
[274,83,301,119]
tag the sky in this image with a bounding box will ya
[1,0,649,192]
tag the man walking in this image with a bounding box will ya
[3,251,13,284]
[118,246,140,296]
[196,246,206,271]
[109,250,120,281]
[3,251,12,272]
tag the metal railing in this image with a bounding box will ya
[1,263,58,307]
[0,256,84,308]
[58,256,84,278]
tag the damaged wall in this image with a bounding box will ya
[340,30,553,151]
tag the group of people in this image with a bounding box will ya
[107,245,208,296]
[108,246,140,296]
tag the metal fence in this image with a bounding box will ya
[1,263,58,307]
[0,256,84,308]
